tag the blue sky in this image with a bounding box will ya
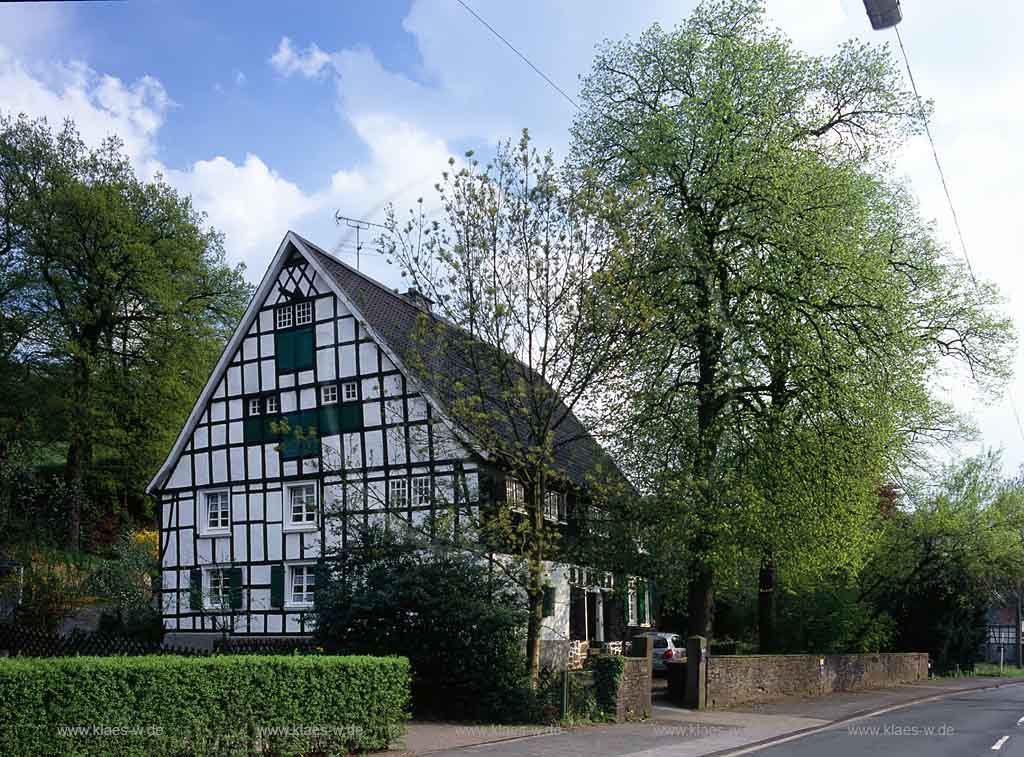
[2,0,1023,472]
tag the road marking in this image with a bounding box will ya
[993,735,1010,750]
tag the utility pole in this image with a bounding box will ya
[334,212,387,271]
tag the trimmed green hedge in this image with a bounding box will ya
[0,654,410,756]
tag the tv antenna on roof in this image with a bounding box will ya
[334,212,387,271]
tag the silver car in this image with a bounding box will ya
[635,631,685,673]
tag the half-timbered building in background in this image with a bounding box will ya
[148,231,652,655]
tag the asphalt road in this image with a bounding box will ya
[750,683,1024,756]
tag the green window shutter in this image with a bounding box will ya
[319,404,341,435]
[189,569,202,611]
[623,589,630,625]
[339,403,362,432]
[228,567,243,610]
[275,330,295,372]
[542,585,555,617]
[243,415,264,444]
[270,565,284,608]
[637,581,647,624]
[294,328,314,370]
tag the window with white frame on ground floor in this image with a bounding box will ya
[204,567,230,609]
[321,384,338,405]
[412,476,431,507]
[390,478,409,509]
[505,478,525,512]
[628,586,636,625]
[286,482,317,528]
[543,491,565,522]
[202,490,230,534]
[276,305,293,329]
[294,300,313,326]
[288,564,315,606]
[342,381,358,402]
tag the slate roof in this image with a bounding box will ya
[295,233,622,491]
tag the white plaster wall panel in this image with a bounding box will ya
[211,424,227,447]
[251,565,270,585]
[260,359,276,391]
[279,373,294,389]
[362,377,381,399]
[248,525,264,561]
[315,296,333,321]
[169,459,191,489]
[411,509,430,530]
[162,568,177,590]
[228,398,242,419]
[161,499,174,530]
[196,538,212,565]
[193,426,209,450]
[233,526,247,561]
[229,447,245,481]
[266,490,282,521]
[243,336,258,361]
[363,430,384,467]
[178,531,194,566]
[297,369,314,385]
[317,348,336,381]
[342,433,362,471]
[266,615,282,633]
[285,533,301,560]
[259,333,274,357]
[387,428,407,466]
[214,536,232,564]
[210,400,226,422]
[231,494,247,524]
[299,387,315,410]
[250,493,264,520]
[315,321,333,346]
[383,375,402,398]
[229,421,243,445]
[285,615,302,633]
[263,445,280,478]
[178,498,195,528]
[381,354,396,372]
[301,458,318,475]
[384,399,405,425]
[338,316,355,341]
[280,390,297,413]
[243,363,259,393]
[194,455,210,487]
[227,366,242,396]
[267,524,283,560]
[163,537,177,568]
[363,401,382,428]
[359,342,379,373]
[259,310,273,332]
[302,532,321,558]
[249,589,271,613]
[282,460,298,478]
[246,446,263,480]
[338,344,356,376]
[249,614,265,634]
[211,450,228,483]
[367,480,386,510]
[215,378,227,399]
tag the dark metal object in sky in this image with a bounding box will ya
[863,0,902,30]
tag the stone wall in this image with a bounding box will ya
[538,639,591,671]
[705,652,929,708]
[616,655,652,721]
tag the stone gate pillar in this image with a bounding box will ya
[685,635,707,709]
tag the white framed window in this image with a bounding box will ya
[285,482,317,530]
[412,476,431,507]
[276,305,293,329]
[342,381,358,402]
[202,490,230,534]
[288,563,316,607]
[204,567,230,610]
[627,588,636,626]
[543,491,564,522]
[505,478,526,512]
[295,300,313,326]
[248,398,261,416]
[321,384,338,405]
[390,478,409,509]
[265,395,278,414]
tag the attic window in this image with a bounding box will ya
[276,306,293,329]
[342,382,358,402]
[295,300,313,326]
[321,385,338,405]
[265,395,279,414]
[248,399,261,416]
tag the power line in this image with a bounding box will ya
[894,26,977,289]
[894,27,1024,445]
[454,0,580,111]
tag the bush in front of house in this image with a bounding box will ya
[0,653,410,756]
[315,528,534,723]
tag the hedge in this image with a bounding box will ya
[0,654,410,756]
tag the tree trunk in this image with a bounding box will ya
[686,560,714,639]
[64,354,92,552]
[758,553,776,653]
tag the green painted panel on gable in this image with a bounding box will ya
[340,403,362,433]
[275,327,313,373]
[280,410,319,460]
[243,416,264,444]
[319,405,341,435]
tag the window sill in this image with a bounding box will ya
[284,603,315,611]
[198,528,231,538]
[282,522,318,533]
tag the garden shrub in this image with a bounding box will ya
[316,529,534,723]
[0,653,410,756]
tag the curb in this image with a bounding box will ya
[704,678,1024,757]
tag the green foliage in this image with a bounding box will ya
[591,655,626,719]
[315,528,535,722]
[86,530,161,642]
[0,654,410,756]
[0,114,252,549]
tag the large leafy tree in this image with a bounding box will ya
[0,115,252,550]
[572,1,1013,638]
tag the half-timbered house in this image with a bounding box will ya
[149,231,652,654]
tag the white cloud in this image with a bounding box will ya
[269,37,331,79]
